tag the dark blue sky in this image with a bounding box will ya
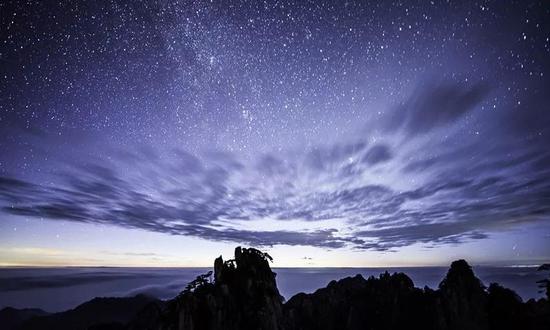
[0,0,549,266]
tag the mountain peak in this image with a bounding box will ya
[164,246,284,330]
[439,259,485,292]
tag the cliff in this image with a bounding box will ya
[157,246,284,330]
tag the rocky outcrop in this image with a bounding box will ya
[436,259,489,330]
[158,246,284,330]
[283,272,436,330]
[282,258,550,330]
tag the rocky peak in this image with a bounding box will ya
[214,246,278,294]
[437,259,488,330]
[439,259,485,294]
[165,246,284,330]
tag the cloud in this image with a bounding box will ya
[0,271,144,292]
[304,141,367,172]
[1,148,547,251]
[0,268,200,302]
[362,144,392,165]
[1,81,549,252]
[385,81,489,134]
[120,280,190,299]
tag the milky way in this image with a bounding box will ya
[1,0,549,263]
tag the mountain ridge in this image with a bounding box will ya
[3,247,549,330]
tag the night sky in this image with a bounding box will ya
[0,0,549,267]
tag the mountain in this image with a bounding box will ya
[17,294,159,330]
[156,246,284,330]
[0,307,49,330]
[8,247,550,330]
[150,248,550,330]
[283,271,434,329]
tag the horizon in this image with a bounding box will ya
[1,253,547,314]
[0,228,547,268]
[1,0,549,269]
[0,263,544,269]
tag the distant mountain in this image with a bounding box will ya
[6,247,550,330]
[17,294,159,330]
[0,307,48,330]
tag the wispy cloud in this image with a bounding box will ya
[1,82,549,251]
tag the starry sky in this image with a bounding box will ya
[0,0,549,267]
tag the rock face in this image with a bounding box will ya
[159,246,284,330]
[282,258,550,330]
[283,272,435,330]
[436,259,489,330]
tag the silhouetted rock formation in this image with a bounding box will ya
[125,301,165,330]
[158,246,284,330]
[7,247,550,330]
[282,258,550,330]
[537,264,550,300]
[17,294,157,330]
[144,248,550,330]
[283,272,435,330]
[487,283,526,330]
[0,307,48,330]
[437,259,488,329]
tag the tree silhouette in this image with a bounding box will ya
[247,247,273,262]
[181,271,213,295]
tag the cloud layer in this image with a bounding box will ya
[1,82,549,251]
